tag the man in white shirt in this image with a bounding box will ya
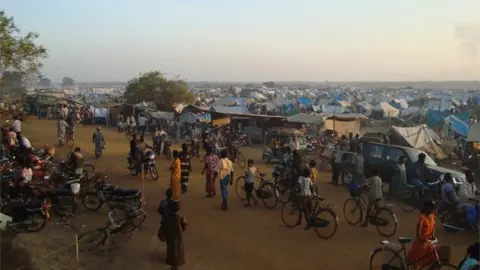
[138,114,147,136]
[216,150,234,211]
[12,115,21,134]
[297,168,314,230]
[289,136,300,151]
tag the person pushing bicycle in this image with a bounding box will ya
[360,168,383,227]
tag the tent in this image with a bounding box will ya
[391,125,446,158]
[442,115,469,138]
[297,96,312,107]
[373,102,400,118]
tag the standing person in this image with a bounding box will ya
[163,201,186,270]
[202,145,218,197]
[179,144,191,194]
[138,113,147,137]
[331,145,343,185]
[67,112,75,141]
[117,112,124,132]
[216,150,234,211]
[57,117,69,146]
[407,200,438,269]
[244,159,258,207]
[353,145,364,186]
[12,115,21,135]
[298,168,315,230]
[291,149,303,187]
[170,150,181,200]
[389,156,407,200]
[92,127,106,158]
[130,133,141,173]
[69,147,84,176]
[348,132,355,152]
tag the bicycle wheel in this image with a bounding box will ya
[369,246,406,270]
[281,201,301,228]
[342,198,363,225]
[373,207,398,238]
[313,207,338,240]
[78,229,108,251]
[398,188,417,213]
[259,182,278,209]
[235,176,247,200]
[236,152,246,169]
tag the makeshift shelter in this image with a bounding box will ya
[442,115,469,138]
[323,115,363,136]
[391,125,446,158]
[372,102,400,118]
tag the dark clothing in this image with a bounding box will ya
[163,214,186,267]
[331,164,340,185]
[129,139,137,156]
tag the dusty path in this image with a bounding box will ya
[11,120,473,270]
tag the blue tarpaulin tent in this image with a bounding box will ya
[443,115,469,137]
[426,110,450,128]
[298,96,312,107]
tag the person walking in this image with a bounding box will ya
[353,145,364,186]
[170,150,182,200]
[92,127,106,158]
[179,144,191,194]
[163,201,186,270]
[216,150,234,211]
[202,145,218,197]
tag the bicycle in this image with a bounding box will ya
[78,209,145,251]
[343,185,398,237]
[398,180,440,213]
[369,237,456,269]
[235,173,279,209]
[281,194,339,239]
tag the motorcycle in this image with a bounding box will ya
[262,147,284,164]
[83,177,142,211]
[127,150,159,180]
[232,133,250,146]
[438,203,479,233]
[153,136,172,160]
[0,197,50,232]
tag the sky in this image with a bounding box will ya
[3,0,480,82]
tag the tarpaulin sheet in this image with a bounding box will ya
[426,110,450,128]
[443,115,469,137]
[298,96,312,107]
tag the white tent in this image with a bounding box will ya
[373,102,400,118]
[392,124,445,158]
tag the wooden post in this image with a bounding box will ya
[141,164,146,205]
[74,233,80,270]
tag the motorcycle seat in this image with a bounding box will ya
[398,237,411,244]
[113,188,140,197]
[45,188,72,196]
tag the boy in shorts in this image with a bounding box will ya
[245,159,258,207]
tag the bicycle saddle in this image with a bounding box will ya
[398,237,411,244]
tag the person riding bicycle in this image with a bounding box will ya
[244,159,258,207]
[407,200,438,269]
[360,168,383,227]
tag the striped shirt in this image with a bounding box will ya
[366,176,383,201]
[179,152,191,180]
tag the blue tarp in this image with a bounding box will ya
[298,96,312,107]
[389,102,402,110]
[426,110,450,128]
[474,94,480,105]
[334,95,344,101]
[455,111,471,123]
[444,115,469,137]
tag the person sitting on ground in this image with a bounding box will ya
[244,159,258,207]
[69,147,84,176]
[360,168,383,227]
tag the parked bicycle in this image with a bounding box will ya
[281,195,338,239]
[235,172,278,209]
[398,180,440,213]
[343,184,398,237]
[369,237,456,269]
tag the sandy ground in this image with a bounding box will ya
[2,119,475,270]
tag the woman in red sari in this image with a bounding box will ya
[202,145,218,197]
[407,200,438,269]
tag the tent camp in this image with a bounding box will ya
[373,102,400,118]
[391,125,446,158]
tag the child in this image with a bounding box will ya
[309,160,318,184]
[360,168,383,227]
[297,168,314,230]
[244,159,258,207]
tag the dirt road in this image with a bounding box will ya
[10,120,473,270]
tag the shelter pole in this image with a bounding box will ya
[74,233,80,269]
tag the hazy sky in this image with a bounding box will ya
[3,0,480,82]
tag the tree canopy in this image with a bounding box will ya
[262,81,276,88]
[124,71,195,106]
[0,10,48,98]
[1,71,25,93]
[38,76,51,87]
[61,76,75,87]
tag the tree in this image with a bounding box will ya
[38,76,51,87]
[61,76,75,87]
[124,71,195,106]
[262,81,276,88]
[0,10,48,99]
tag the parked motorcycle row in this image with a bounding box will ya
[0,146,145,234]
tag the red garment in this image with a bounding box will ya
[407,213,437,268]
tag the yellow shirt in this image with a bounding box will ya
[310,168,318,182]
[217,158,233,180]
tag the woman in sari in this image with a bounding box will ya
[170,150,181,200]
[407,200,437,269]
[92,127,105,158]
[163,198,186,269]
[201,145,218,197]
